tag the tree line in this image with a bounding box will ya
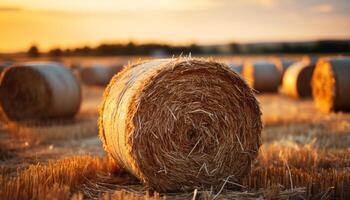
[28,40,350,57]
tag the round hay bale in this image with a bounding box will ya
[0,62,81,121]
[312,57,350,112]
[281,58,317,98]
[242,61,281,92]
[80,64,124,86]
[99,58,262,191]
[228,63,243,74]
[274,59,295,75]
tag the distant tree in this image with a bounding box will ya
[229,43,240,54]
[27,45,40,57]
[49,48,63,57]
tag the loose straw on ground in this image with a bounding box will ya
[99,58,262,192]
[312,57,350,112]
[242,61,281,93]
[0,62,81,121]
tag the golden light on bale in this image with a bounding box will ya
[99,58,262,192]
[280,57,317,98]
[242,61,281,93]
[274,59,295,78]
[79,63,124,86]
[312,57,350,112]
[0,62,81,121]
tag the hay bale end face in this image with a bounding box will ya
[99,58,262,191]
[281,58,317,98]
[0,62,81,121]
[242,61,281,93]
[312,57,350,112]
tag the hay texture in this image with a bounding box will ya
[312,57,350,112]
[99,58,262,191]
[242,61,281,92]
[0,62,81,121]
[80,64,124,86]
[281,57,317,98]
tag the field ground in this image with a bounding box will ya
[1,71,350,199]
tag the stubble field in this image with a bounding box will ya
[0,56,349,200]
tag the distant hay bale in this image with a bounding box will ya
[274,59,295,76]
[80,64,124,86]
[242,61,281,92]
[0,62,81,121]
[281,57,317,98]
[312,57,350,112]
[228,63,243,74]
[99,58,262,191]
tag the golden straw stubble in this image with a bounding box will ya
[99,58,262,191]
[312,57,350,112]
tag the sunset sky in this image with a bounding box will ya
[1,0,350,52]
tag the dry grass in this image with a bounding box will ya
[0,156,119,200]
[1,56,349,199]
[3,117,98,145]
[246,143,350,198]
[2,144,348,200]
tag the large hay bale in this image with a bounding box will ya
[99,58,262,191]
[0,62,81,121]
[242,61,281,92]
[80,63,124,86]
[280,57,317,98]
[312,57,350,112]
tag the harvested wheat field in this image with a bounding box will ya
[0,57,350,200]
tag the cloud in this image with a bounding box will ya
[256,0,278,8]
[311,4,334,13]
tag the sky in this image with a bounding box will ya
[0,0,350,52]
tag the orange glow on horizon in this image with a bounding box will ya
[1,0,350,53]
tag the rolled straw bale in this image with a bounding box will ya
[242,61,281,92]
[0,62,81,121]
[99,58,262,191]
[312,57,350,112]
[274,59,295,75]
[80,64,124,86]
[281,57,318,98]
